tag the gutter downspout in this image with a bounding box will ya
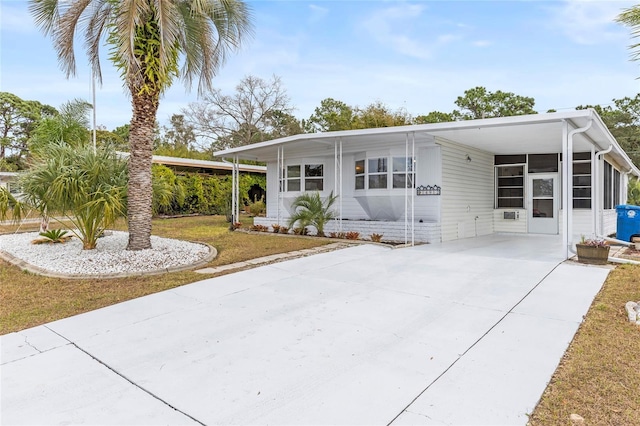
[566,128,640,264]
[563,116,593,259]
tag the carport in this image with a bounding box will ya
[2,235,609,425]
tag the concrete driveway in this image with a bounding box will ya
[1,234,610,425]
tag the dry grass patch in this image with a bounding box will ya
[0,215,331,335]
[529,264,640,425]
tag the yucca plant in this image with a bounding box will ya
[287,191,338,237]
[34,228,71,244]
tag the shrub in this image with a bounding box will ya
[279,226,289,234]
[250,224,269,232]
[3,143,128,250]
[345,231,360,240]
[370,233,383,243]
[248,199,266,216]
[293,227,308,235]
[271,224,281,233]
[287,191,338,237]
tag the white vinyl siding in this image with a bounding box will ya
[415,146,442,223]
[602,210,617,237]
[571,209,594,242]
[493,209,527,233]
[439,138,494,241]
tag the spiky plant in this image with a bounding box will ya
[18,142,128,249]
[287,191,338,237]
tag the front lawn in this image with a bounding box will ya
[0,215,331,334]
[529,264,640,425]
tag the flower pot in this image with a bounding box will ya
[576,244,610,265]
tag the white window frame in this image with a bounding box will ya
[285,163,324,192]
[355,156,415,190]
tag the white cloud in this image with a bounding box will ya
[359,3,432,59]
[308,4,329,23]
[437,34,461,44]
[546,0,635,45]
[472,40,492,48]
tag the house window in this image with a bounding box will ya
[614,169,621,207]
[286,165,301,191]
[305,164,323,191]
[573,152,591,209]
[603,161,620,209]
[496,165,524,208]
[355,156,415,190]
[368,158,388,189]
[528,154,558,173]
[392,157,415,189]
[355,160,365,190]
[495,155,525,208]
[285,164,324,192]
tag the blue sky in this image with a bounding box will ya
[2,0,640,131]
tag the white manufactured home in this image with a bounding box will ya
[216,109,640,259]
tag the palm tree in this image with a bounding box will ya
[29,0,253,250]
[0,142,128,249]
[288,191,338,237]
[617,5,640,62]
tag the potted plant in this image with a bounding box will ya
[576,236,610,265]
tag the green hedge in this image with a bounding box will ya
[152,164,266,217]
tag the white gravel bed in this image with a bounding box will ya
[0,231,210,276]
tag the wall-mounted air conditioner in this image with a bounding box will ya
[503,211,519,220]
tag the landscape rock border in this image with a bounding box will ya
[625,301,640,325]
[0,237,217,280]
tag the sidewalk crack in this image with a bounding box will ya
[44,326,205,425]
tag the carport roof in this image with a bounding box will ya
[215,109,640,176]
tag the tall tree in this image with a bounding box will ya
[264,110,305,140]
[413,111,460,124]
[454,86,537,119]
[0,92,55,163]
[577,96,640,167]
[352,101,412,129]
[307,98,355,132]
[156,113,200,157]
[184,74,294,151]
[30,0,252,250]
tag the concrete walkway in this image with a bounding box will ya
[1,234,610,425]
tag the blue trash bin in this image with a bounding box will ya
[616,205,640,242]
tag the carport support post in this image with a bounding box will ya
[562,120,570,259]
[233,155,240,225]
[334,138,343,231]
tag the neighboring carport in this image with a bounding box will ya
[1,235,609,425]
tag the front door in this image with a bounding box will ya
[528,173,558,234]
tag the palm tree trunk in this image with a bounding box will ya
[127,91,159,250]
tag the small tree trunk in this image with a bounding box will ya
[39,208,49,233]
[126,90,159,251]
